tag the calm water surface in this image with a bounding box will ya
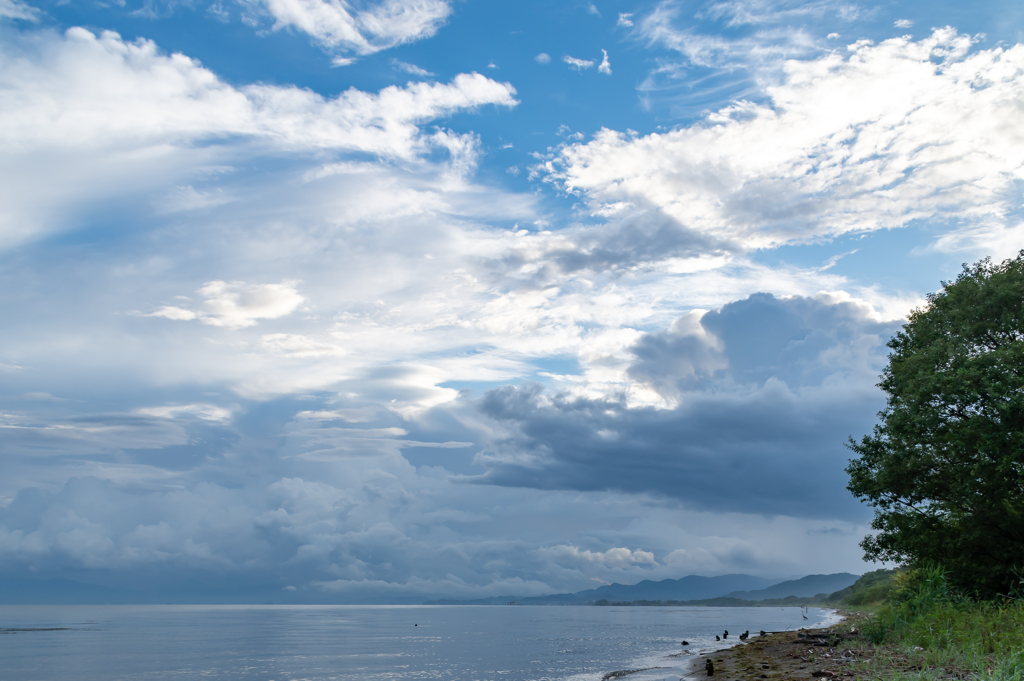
[0,604,839,681]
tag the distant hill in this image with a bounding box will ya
[425,573,864,606]
[724,573,859,600]
[426,574,784,605]
[825,569,898,606]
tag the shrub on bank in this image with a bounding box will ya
[859,567,1024,681]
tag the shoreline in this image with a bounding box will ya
[678,609,847,681]
[681,610,861,681]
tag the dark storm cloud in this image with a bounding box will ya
[468,293,904,520]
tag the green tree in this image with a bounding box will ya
[847,252,1024,599]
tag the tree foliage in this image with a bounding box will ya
[847,252,1024,599]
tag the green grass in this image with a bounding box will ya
[853,567,1024,681]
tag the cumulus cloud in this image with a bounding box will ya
[598,49,612,74]
[255,0,450,56]
[537,545,657,568]
[542,30,1024,255]
[149,280,304,329]
[535,52,551,64]
[894,19,913,28]
[467,292,902,520]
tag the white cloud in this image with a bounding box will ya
[927,221,1024,262]
[894,19,913,29]
[617,12,633,27]
[0,0,39,21]
[155,185,234,214]
[542,30,1024,254]
[563,55,594,70]
[637,6,820,69]
[697,0,862,26]
[534,52,551,64]
[598,48,612,74]
[392,58,433,76]
[260,333,347,357]
[537,545,658,568]
[0,28,518,249]
[149,280,304,329]
[587,3,601,17]
[207,2,230,22]
[296,407,379,422]
[0,28,516,154]
[256,0,450,55]
[136,403,235,422]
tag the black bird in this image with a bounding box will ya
[716,635,721,641]
[681,641,690,646]
[760,631,766,637]
[723,630,729,639]
[705,659,715,677]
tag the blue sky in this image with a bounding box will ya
[0,0,1022,603]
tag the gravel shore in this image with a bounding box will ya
[687,614,870,681]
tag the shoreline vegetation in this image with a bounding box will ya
[685,568,1024,681]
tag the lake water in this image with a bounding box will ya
[0,604,839,681]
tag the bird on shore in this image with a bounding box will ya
[705,659,715,677]
[760,631,766,637]
[723,630,729,639]
[715,635,720,641]
[681,641,690,646]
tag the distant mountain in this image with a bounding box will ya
[723,573,859,600]
[425,574,784,605]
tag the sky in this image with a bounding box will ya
[0,0,1022,603]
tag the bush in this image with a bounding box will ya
[863,566,1024,663]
